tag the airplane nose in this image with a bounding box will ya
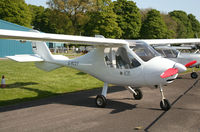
[174,63,187,73]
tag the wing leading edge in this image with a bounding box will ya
[140,39,200,45]
[0,29,128,47]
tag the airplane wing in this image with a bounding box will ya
[140,39,200,45]
[0,29,128,47]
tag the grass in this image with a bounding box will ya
[0,59,103,106]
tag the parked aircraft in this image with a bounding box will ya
[0,29,200,111]
[152,46,199,79]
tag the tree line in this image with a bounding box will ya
[0,0,200,39]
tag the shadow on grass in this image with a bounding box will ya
[76,72,87,75]
[0,85,137,114]
[6,82,38,88]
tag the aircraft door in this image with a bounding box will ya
[104,47,141,84]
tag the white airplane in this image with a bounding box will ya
[138,40,200,79]
[152,46,199,79]
[0,29,200,111]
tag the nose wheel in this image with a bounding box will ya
[159,85,171,111]
[160,99,171,111]
[191,72,198,79]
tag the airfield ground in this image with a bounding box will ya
[0,73,200,132]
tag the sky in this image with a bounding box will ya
[25,0,200,21]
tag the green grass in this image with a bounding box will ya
[0,60,103,106]
[182,67,199,74]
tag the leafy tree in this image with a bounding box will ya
[140,8,153,23]
[0,0,32,27]
[34,8,74,34]
[113,0,141,39]
[83,1,122,38]
[161,13,178,38]
[28,5,45,29]
[169,10,194,38]
[47,0,98,35]
[140,9,168,39]
[188,14,200,38]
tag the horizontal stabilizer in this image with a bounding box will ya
[6,54,43,62]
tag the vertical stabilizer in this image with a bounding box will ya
[32,41,53,61]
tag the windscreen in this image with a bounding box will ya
[155,48,179,58]
[129,42,160,62]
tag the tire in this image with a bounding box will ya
[133,88,143,100]
[160,99,171,111]
[191,72,198,79]
[95,95,107,108]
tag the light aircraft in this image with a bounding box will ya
[152,46,200,79]
[0,29,200,111]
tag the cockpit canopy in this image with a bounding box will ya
[104,47,141,69]
[128,41,160,62]
[154,47,179,58]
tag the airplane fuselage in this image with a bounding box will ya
[54,46,179,87]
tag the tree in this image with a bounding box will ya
[188,14,200,38]
[161,13,178,38]
[0,0,32,27]
[169,10,194,38]
[140,9,168,39]
[47,0,98,35]
[83,1,122,38]
[29,5,45,29]
[113,0,141,39]
[34,8,74,34]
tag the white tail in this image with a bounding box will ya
[6,30,69,71]
[31,41,69,71]
[32,41,53,61]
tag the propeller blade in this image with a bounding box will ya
[160,68,178,78]
[185,60,197,68]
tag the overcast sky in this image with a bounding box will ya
[25,0,200,21]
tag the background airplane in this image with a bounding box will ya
[152,46,199,79]
[1,29,200,111]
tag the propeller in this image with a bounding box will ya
[185,60,197,68]
[160,68,178,78]
[160,60,197,78]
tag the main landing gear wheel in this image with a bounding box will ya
[160,99,171,111]
[133,89,143,100]
[95,95,107,108]
[191,72,198,79]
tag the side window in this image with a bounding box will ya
[104,47,141,69]
[163,49,176,58]
[156,49,166,57]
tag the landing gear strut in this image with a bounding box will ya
[95,83,108,108]
[159,85,171,111]
[126,86,143,100]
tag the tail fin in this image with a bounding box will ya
[7,30,69,71]
[32,41,53,61]
[32,41,69,71]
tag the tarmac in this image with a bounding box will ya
[0,73,200,132]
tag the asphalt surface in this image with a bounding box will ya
[0,73,200,132]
